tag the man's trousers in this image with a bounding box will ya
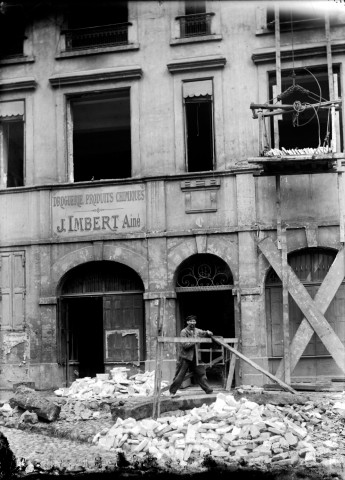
[169,357,212,394]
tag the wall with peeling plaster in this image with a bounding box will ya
[1,1,345,390]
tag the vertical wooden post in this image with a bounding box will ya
[226,341,237,391]
[152,297,165,419]
[325,12,336,151]
[274,4,281,150]
[66,101,74,183]
[276,175,282,250]
[338,161,345,244]
[258,110,264,155]
[276,175,290,384]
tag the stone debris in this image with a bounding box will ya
[54,368,168,401]
[9,386,61,422]
[235,385,264,394]
[19,411,39,424]
[94,392,345,469]
[0,403,16,417]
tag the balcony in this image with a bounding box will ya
[177,13,214,38]
[64,22,131,51]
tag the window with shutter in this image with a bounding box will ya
[0,100,25,188]
[0,251,25,330]
[183,80,214,172]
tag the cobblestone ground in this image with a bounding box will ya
[0,425,119,473]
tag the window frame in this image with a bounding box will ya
[182,78,216,173]
[0,100,26,189]
[267,65,342,152]
[61,1,131,52]
[0,250,26,331]
[256,4,345,36]
[66,88,132,183]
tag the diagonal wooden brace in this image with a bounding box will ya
[211,336,296,394]
[275,247,345,378]
[258,237,345,374]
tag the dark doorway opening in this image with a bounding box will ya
[177,290,235,385]
[66,297,104,378]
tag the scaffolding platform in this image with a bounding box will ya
[248,153,344,175]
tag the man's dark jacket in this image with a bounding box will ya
[179,327,209,361]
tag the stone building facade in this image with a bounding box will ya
[1,0,345,391]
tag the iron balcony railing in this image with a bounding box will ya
[177,12,214,38]
[64,22,131,50]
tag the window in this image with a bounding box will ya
[69,90,131,182]
[0,101,25,188]
[64,1,129,50]
[269,66,342,151]
[266,4,325,31]
[0,251,25,330]
[183,80,214,172]
[0,4,26,58]
[185,0,206,16]
[179,1,213,38]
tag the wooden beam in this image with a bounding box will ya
[258,237,345,374]
[250,100,341,111]
[281,228,290,383]
[274,4,281,150]
[158,337,238,343]
[275,247,345,378]
[152,298,165,419]
[275,175,290,383]
[338,163,345,243]
[210,336,296,394]
[226,343,237,391]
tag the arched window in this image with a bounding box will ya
[176,254,233,291]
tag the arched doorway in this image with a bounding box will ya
[265,248,345,383]
[175,254,235,386]
[58,261,144,385]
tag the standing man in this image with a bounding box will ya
[169,314,214,396]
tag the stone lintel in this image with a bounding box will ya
[49,66,143,87]
[167,56,226,73]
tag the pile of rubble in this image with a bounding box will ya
[93,393,345,470]
[54,368,168,401]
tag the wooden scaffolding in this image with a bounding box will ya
[248,5,345,387]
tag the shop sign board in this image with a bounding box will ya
[51,184,145,237]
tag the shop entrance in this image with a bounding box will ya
[62,297,104,378]
[58,261,144,386]
[175,254,235,386]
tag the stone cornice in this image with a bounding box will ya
[170,34,222,46]
[167,55,226,73]
[49,66,143,87]
[0,77,37,92]
[252,41,345,64]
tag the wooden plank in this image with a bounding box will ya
[158,337,237,343]
[226,343,237,391]
[275,175,290,383]
[338,164,345,243]
[274,4,281,150]
[152,298,165,419]
[210,336,296,394]
[275,247,345,378]
[66,101,74,183]
[258,237,345,374]
[281,229,290,383]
